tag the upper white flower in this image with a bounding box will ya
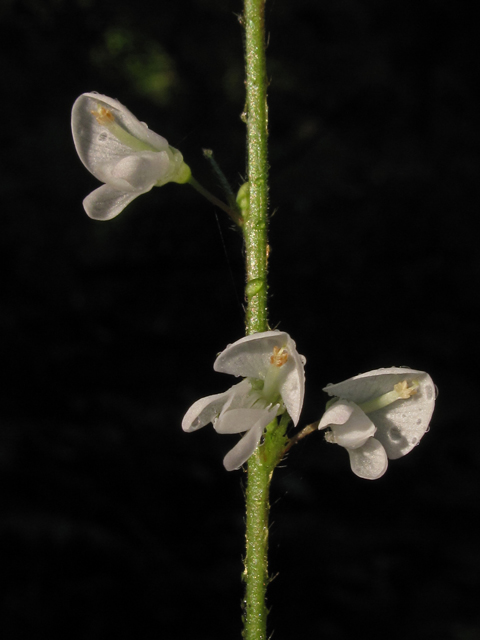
[71,92,191,220]
[182,331,306,471]
[318,367,436,480]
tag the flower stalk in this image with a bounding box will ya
[188,176,243,225]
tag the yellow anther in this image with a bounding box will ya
[394,380,417,399]
[270,346,288,368]
[91,105,116,125]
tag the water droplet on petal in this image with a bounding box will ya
[411,436,418,444]
[389,427,402,442]
[416,418,422,425]
[98,132,108,142]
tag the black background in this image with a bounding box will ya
[1,1,479,638]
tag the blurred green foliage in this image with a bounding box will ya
[91,26,178,106]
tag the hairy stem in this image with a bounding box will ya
[242,1,271,639]
[243,0,269,337]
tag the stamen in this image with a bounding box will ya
[359,379,419,414]
[270,346,288,367]
[91,105,116,125]
[89,102,159,153]
[394,380,417,399]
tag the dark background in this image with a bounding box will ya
[1,0,478,638]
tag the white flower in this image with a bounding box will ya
[182,331,306,471]
[318,367,436,480]
[71,92,191,220]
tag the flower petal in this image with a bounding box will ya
[80,93,170,151]
[82,152,171,219]
[318,400,355,429]
[347,438,388,480]
[106,151,171,192]
[83,185,141,220]
[215,407,277,434]
[278,350,305,426]
[214,330,305,425]
[222,405,279,471]
[370,373,435,459]
[323,367,426,405]
[72,93,169,181]
[320,401,377,449]
[181,389,232,433]
[323,368,436,460]
[214,331,291,379]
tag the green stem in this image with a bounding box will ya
[243,447,272,640]
[243,0,269,337]
[242,0,272,639]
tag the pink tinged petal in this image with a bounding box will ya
[214,330,292,379]
[181,389,232,433]
[83,185,141,220]
[347,438,388,480]
[222,405,279,471]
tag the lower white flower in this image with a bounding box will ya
[182,331,306,471]
[71,92,191,220]
[318,367,436,480]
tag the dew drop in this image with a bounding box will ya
[389,427,402,442]
[416,418,422,425]
[411,437,418,444]
[98,131,108,142]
